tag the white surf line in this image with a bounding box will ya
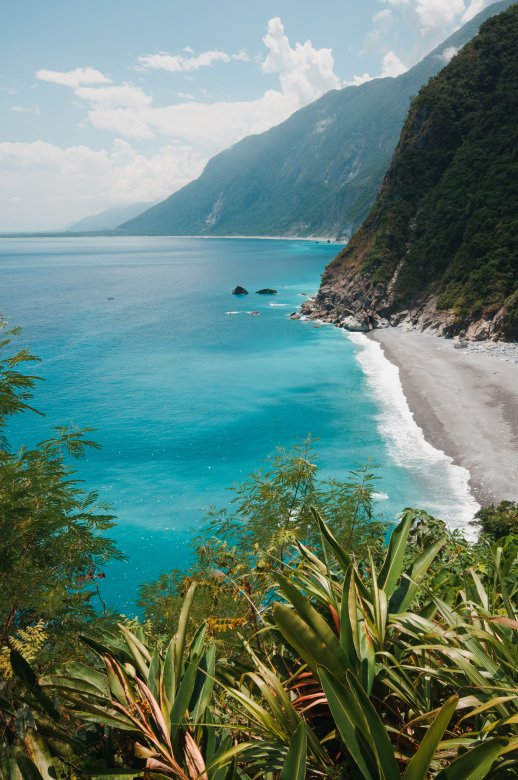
[347,332,479,536]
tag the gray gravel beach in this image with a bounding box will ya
[369,329,518,506]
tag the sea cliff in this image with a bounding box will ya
[303,3,518,342]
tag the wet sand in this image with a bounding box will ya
[369,329,518,506]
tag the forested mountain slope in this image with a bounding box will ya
[121,1,513,239]
[304,3,518,341]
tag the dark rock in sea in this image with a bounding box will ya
[256,288,278,295]
[290,312,301,320]
[232,286,248,295]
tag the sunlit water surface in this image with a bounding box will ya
[1,237,476,610]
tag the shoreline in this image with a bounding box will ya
[0,232,345,243]
[368,329,518,507]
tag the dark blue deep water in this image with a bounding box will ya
[1,237,476,610]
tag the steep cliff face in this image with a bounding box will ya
[121,2,513,240]
[305,3,518,341]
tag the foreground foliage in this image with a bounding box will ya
[0,325,122,776]
[0,324,122,669]
[138,439,386,645]
[1,330,517,778]
[3,509,517,779]
[474,501,518,540]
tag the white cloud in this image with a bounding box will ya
[438,45,459,63]
[10,17,343,229]
[373,9,395,30]
[381,0,495,41]
[261,17,342,104]
[462,0,494,23]
[137,49,250,73]
[414,0,465,35]
[346,49,407,86]
[74,83,154,139]
[346,72,374,87]
[36,18,343,152]
[36,67,111,88]
[363,8,396,53]
[375,0,497,68]
[69,84,291,148]
[11,105,40,115]
[0,139,205,231]
[381,51,407,77]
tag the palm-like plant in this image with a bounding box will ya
[40,583,238,779]
[224,509,517,778]
[0,648,84,780]
[9,510,517,779]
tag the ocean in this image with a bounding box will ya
[1,236,477,610]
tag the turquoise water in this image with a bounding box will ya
[1,237,475,611]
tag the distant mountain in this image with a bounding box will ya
[67,202,152,232]
[304,2,518,341]
[121,1,513,239]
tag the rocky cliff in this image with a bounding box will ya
[120,2,513,240]
[303,2,518,341]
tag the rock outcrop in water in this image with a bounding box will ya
[304,3,518,342]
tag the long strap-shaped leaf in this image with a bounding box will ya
[435,737,508,780]
[312,507,352,572]
[403,695,458,780]
[21,730,56,780]
[170,624,206,740]
[273,602,346,680]
[319,668,399,780]
[377,510,414,598]
[389,536,446,615]
[340,565,360,670]
[239,635,327,765]
[173,582,198,681]
[274,572,348,677]
[280,722,307,780]
[16,755,45,780]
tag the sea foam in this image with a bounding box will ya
[348,333,479,534]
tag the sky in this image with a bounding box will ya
[0,0,497,230]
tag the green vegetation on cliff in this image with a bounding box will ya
[326,3,518,339]
[120,2,513,240]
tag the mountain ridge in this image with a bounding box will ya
[66,202,154,232]
[302,2,518,341]
[120,1,514,239]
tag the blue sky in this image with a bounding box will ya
[0,0,496,229]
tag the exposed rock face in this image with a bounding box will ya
[301,275,505,340]
[232,286,248,295]
[304,4,518,342]
[300,264,395,332]
[256,288,278,295]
